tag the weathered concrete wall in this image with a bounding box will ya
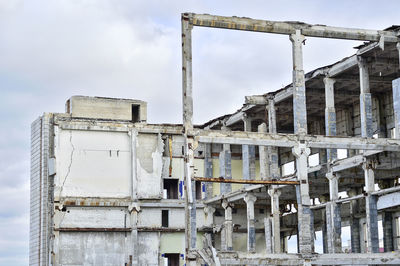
[59,232,126,265]
[55,129,131,198]
[138,232,160,265]
[137,134,163,199]
[56,207,129,228]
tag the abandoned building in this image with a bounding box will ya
[30,13,400,265]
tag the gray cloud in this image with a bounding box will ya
[0,1,398,264]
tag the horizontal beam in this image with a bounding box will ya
[191,129,400,151]
[217,251,400,265]
[204,184,265,204]
[188,13,399,42]
[56,227,131,232]
[245,95,267,105]
[194,177,299,185]
[377,191,400,210]
[332,150,382,172]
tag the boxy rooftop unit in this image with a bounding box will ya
[65,95,147,122]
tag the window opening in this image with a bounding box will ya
[162,210,169,227]
[163,179,178,199]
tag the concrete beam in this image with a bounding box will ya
[191,129,400,151]
[377,191,400,210]
[245,95,268,105]
[188,13,399,42]
[216,252,400,265]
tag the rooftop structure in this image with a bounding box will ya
[30,13,400,266]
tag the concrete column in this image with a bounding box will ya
[290,30,307,134]
[383,212,394,252]
[258,123,270,179]
[319,195,328,253]
[244,193,257,252]
[292,144,314,254]
[184,137,197,251]
[128,204,139,265]
[268,97,280,180]
[182,15,197,265]
[243,117,256,186]
[204,206,216,227]
[268,188,281,253]
[363,160,379,253]
[324,77,337,161]
[204,143,213,199]
[219,128,232,194]
[325,175,342,253]
[348,189,361,253]
[222,200,233,251]
[358,56,373,138]
[359,218,367,253]
[264,217,273,253]
[392,78,400,139]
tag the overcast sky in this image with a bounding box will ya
[0,0,399,264]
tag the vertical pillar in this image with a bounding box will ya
[221,200,233,251]
[243,116,255,186]
[358,56,373,138]
[268,97,280,180]
[204,143,213,199]
[219,141,232,194]
[181,13,196,265]
[267,97,281,253]
[244,193,257,252]
[363,160,379,253]
[348,189,361,253]
[258,123,270,179]
[204,206,216,228]
[392,78,400,139]
[292,144,314,254]
[358,56,379,254]
[319,195,328,254]
[325,172,341,253]
[383,212,394,252]
[264,217,273,253]
[129,129,139,265]
[268,188,281,253]
[290,28,313,254]
[129,204,139,265]
[323,77,337,161]
[290,30,307,134]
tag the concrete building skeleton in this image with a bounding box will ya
[30,13,400,265]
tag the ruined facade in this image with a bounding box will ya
[30,13,400,265]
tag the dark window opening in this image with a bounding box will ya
[259,208,265,214]
[164,179,178,199]
[162,210,169,227]
[215,209,223,217]
[164,253,180,266]
[195,181,202,200]
[132,104,140,123]
[232,208,237,214]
